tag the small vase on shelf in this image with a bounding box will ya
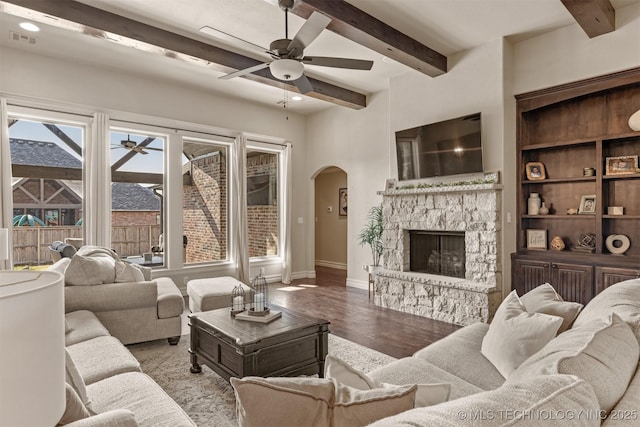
[528,193,541,215]
[538,202,549,215]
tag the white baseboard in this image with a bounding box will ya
[346,278,368,290]
[315,260,347,270]
[291,270,316,280]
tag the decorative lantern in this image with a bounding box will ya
[230,284,246,316]
[250,274,269,316]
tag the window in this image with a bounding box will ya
[8,116,84,267]
[246,146,280,258]
[182,138,229,264]
[109,128,165,266]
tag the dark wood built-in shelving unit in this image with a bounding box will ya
[513,67,640,304]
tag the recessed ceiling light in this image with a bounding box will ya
[19,22,40,32]
[291,96,302,101]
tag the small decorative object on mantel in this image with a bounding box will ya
[608,206,624,215]
[538,202,549,215]
[572,233,596,253]
[583,167,595,176]
[385,179,396,190]
[550,236,565,251]
[566,208,578,215]
[605,234,631,255]
[525,162,546,180]
[230,284,246,317]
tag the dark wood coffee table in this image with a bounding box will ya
[188,306,330,382]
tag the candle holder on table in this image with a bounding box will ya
[249,274,270,316]
[230,284,246,317]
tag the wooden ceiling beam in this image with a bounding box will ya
[560,0,615,38]
[1,0,367,109]
[290,0,447,77]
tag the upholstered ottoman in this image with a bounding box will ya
[187,276,251,312]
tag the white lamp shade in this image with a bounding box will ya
[269,59,304,81]
[0,271,65,426]
[629,109,640,131]
[0,228,8,260]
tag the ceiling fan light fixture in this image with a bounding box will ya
[270,59,304,81]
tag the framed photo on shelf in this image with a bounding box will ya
[578,194,596,214]
[338,188,348,216]
[525,162,546,180]
[526,229,547,250]
[605,155,638,175]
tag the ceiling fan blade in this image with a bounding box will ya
[133,147,149,154]
[288,11,331,56]
[293,74,314,94]
[143,147,163,152]
[199,26,269,55]
[219,62,270,80]
[302,56,374,70]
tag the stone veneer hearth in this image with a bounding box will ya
[376,173,502,326]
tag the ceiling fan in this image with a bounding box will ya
[207,0,374,94]
[111,135,162,155]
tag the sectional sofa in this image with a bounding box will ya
[366,278,640,426]
[61,310,195,426]
[230,279,640,426]
[50,246,184,345]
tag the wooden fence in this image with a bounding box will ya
[11,225,161,266]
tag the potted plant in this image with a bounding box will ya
[358,204,383,271]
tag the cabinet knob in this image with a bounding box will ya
[551,264,558,269]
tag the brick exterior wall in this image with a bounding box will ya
[183,152,227,263]
[247,153,278,257]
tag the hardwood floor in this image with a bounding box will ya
[268,266,460,359]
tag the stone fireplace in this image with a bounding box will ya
[375,173,502,326]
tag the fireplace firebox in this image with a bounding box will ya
[409,230,465,278]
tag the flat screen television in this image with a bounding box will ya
[395,113,483,180]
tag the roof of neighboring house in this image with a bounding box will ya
[10,138,82,168]
[112,182,160,211]
[10,138,159,212]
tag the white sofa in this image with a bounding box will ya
[50,246,184,345]
[61,310,195,426]
[366,278,640,426]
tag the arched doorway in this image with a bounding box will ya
[314,166,347,284]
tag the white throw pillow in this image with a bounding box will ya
[481,290,563,378]
[114,260,145,283]
[231,376,418,427]
[520,283,583,333]
[324,355,451,407]
[573,278,640,342]
[64,254,116,285]
[507,313,639,414]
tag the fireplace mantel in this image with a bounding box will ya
[376,172,502,325]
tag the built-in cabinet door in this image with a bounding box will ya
[595,267,640,294]
[512,258,550,296]
[512,256,594,304]
[550,262,593,305]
